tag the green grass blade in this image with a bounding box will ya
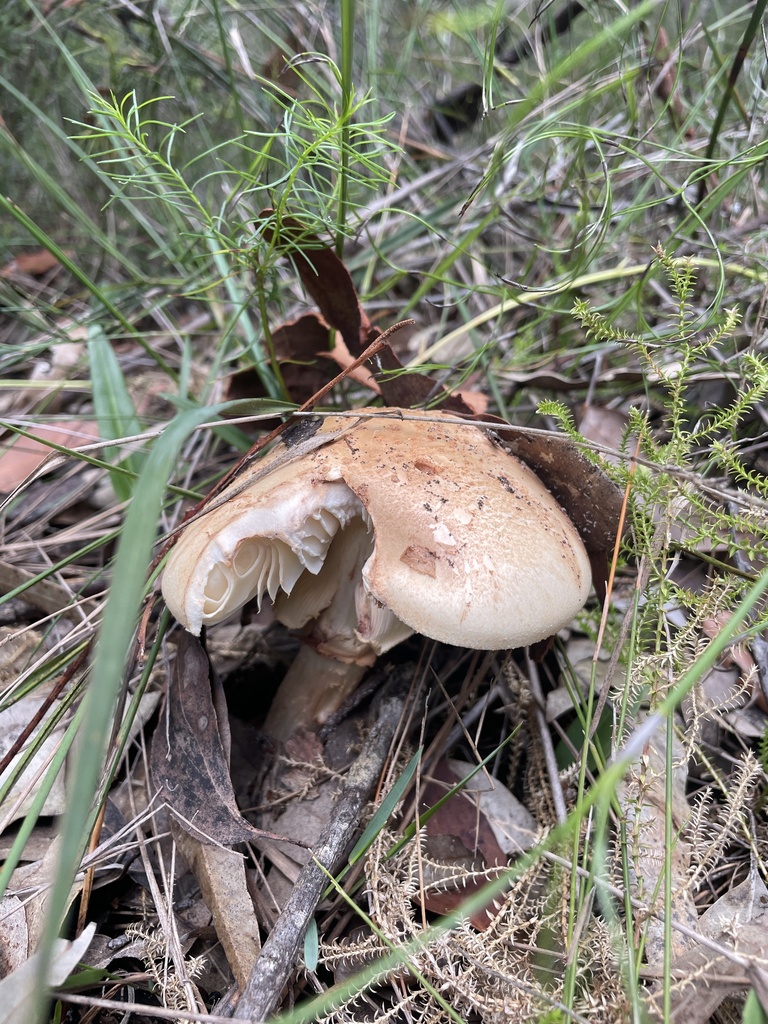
[347,747,421,865]
[87,324,144,499]
[0,195,174,374]
[32,402,222,1023]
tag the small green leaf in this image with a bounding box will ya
[303,918,319,973]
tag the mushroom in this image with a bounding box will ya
[162,409,592,740]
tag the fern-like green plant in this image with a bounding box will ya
[68,68,399,399]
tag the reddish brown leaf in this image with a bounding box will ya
[0,250,61,278]
[420,758,506,868]
[416,758,507,929]
[648,26,691,137]
[151,632,290,847]
[373,343,476,414]
[320,333,381,394]
[227,313,332,407]
[259,210,370,356]
[0,421,101,493]
[261,30,302,95]
[256,210,479,414]
[272,314,335,402]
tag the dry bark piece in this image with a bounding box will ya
[162,409,592,737]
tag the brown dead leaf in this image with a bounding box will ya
[227,314,378,408]
[0,896,28,976]
[447,758,538,856]
[227,313,333,408]
[416,758,508,929]
[0,692,69,829]
[373,344,476,413]
[321,332,382,394]
[0,421,101,493]
[618,715,697,968]
[171,822,261,989]
[577,404,631,460]
[0,250,62,278]
[9,835,82,949]
[420,758,507,868]
[452,389,489,415]
[332,320,484,408]
[648,868,768,1022]
[272,314,334,401]
[151,632,288,847]
[259,210,370,357]
[256,209,478,414]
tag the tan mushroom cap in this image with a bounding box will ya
[162,409,592,650]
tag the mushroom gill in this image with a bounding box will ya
[162,476,370,636]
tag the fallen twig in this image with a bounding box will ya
[231,693,406,1022]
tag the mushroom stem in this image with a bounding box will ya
[262,646,366,741]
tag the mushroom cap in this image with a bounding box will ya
[162,409,591,649]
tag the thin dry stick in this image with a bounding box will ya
[50,992,237,1024]
[231,693,406,1022]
